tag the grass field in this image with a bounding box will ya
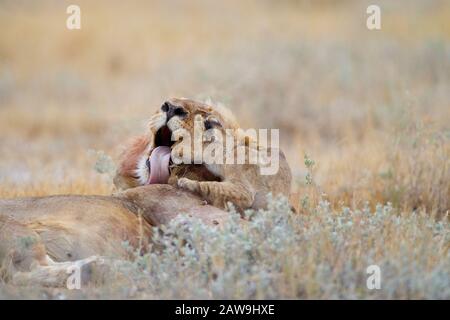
[0,0,449,299]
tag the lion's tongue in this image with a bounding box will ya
[147,146,171,184]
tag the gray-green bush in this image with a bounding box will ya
[3,197,446,299]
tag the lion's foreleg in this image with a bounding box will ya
[0,217,48,282]
[11,255,126,288]
[177,178,255,211]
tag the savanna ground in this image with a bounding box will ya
[0,0,448,299]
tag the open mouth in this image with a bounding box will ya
[142,123,219,185]
[154,125,174,148]
[154,125,176,167]
[144,125,174,185]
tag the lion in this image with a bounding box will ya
[113,134,219,191]
[114,98,293,212]
[1,98,291,288]
[1,99,245,288]
[0,156,228,288]
[113,98,238,191]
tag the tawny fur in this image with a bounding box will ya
[113,132,219,190]
[115,98,292,212]
[0,185,229,287]
[158,98,293,212]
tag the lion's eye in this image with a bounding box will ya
[174,107,187,117]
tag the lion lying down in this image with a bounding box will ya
[0,183,228,288]
[0,98,292,288]
[0,100,230,287]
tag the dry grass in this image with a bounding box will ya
[0,0,448,299]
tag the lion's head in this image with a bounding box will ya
[152,98,237,147]
[114,98,233,190]
[154,98,239,166]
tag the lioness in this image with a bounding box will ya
[113,98,238,190]
[1,98,291,287]
[0,99,244,288]
[0,158,227,287]
[115,98,292,212]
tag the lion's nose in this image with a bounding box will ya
[161,101,187,122]
[161,102,175,121]
[166,107,175,122]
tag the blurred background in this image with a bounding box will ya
[0,0,448,214]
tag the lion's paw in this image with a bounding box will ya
[177,177,199,192]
